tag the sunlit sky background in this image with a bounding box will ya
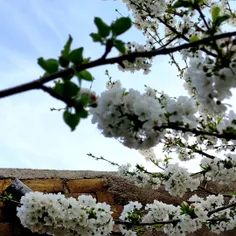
[0,0,235,172]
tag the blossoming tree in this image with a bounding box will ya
[1,0,236,235]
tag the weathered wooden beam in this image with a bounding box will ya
[3,179,32,201]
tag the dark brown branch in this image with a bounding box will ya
[208,201,236,216]
[114,201,236,227]
[155,123,236,140]
[195,4,210,31]
[40,85,74,107]
[101,40,113,59]
[191,170,206,177]
[186,145,215,159]
[0,31,236,99]
[114,219,180,226]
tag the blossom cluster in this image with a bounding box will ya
[189,194,236,234]
[118,162,199,197]
[164,163,200,197]
[120,0,166,31]
[90,82,198,150]
[119,195,236,236]
[17,192,114,236]
[118,42,153,74]
[200,154,236,184]
[183,50,236,116]
[16,191,236,236]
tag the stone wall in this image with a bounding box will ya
[0,168,235,236]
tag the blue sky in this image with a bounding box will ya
[0,0,199,171]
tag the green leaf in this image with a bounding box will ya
[90,33,103,42]
[230,192,236,196]
[69,47,84,64]
[114,39,126,54]
[94,17,110,38]
[173,0,192,8]
[61,35,73,58]
[111,17,132,36]
[76,70,94,81]
[63,110,80,131]
[78,95,90,106]
[189,35,200,42]
[211,7,221,23]
[59,56,70,68]
[38,58,59,73]
[53,81,79,99]
[77,108,88,118]
[82,57,91,64]
[215,14,230,27]
[194,0,204,5]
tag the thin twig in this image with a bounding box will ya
[87,153,120,167]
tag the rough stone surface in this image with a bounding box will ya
[105,176,236,205]
[0,168,116,179]
[0,179,13,193]
[96,191,114,204]
[66,178,105,193]
[22,179,63,193]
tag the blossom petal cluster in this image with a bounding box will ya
[118,42,153,74]
[120,195,236,236]
[120,0,166,31]
[164,164,200,197]
[189,195,236,234]
[118,162,199,197]
[200,154,236,184]
[17,192,114,236]
[90,83,198,150]
[184,48,236,116]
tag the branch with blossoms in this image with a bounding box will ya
[156,123,236,142]
[13,191,236,236]
[0,31,236,100]
[115,200,236,226]
[2,180,236,236]
[88,151,236,201]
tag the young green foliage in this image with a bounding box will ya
[53,81,80,99]
[68,47,84,65]
[90,33,103,43]
[63,109,80,131]
[94,17,111,38]
[111,17,132,36]
[114,39,127,54]
[38,58,59,74]
[59,35,73,68]
[173,0,193,8]
[76,70,94,82]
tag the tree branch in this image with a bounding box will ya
[186,145,215,159]
[155,123,236,140]
[114,219,180,226]
[114,201,236,227]
[0,31,236,99]
[208,201,236,216]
